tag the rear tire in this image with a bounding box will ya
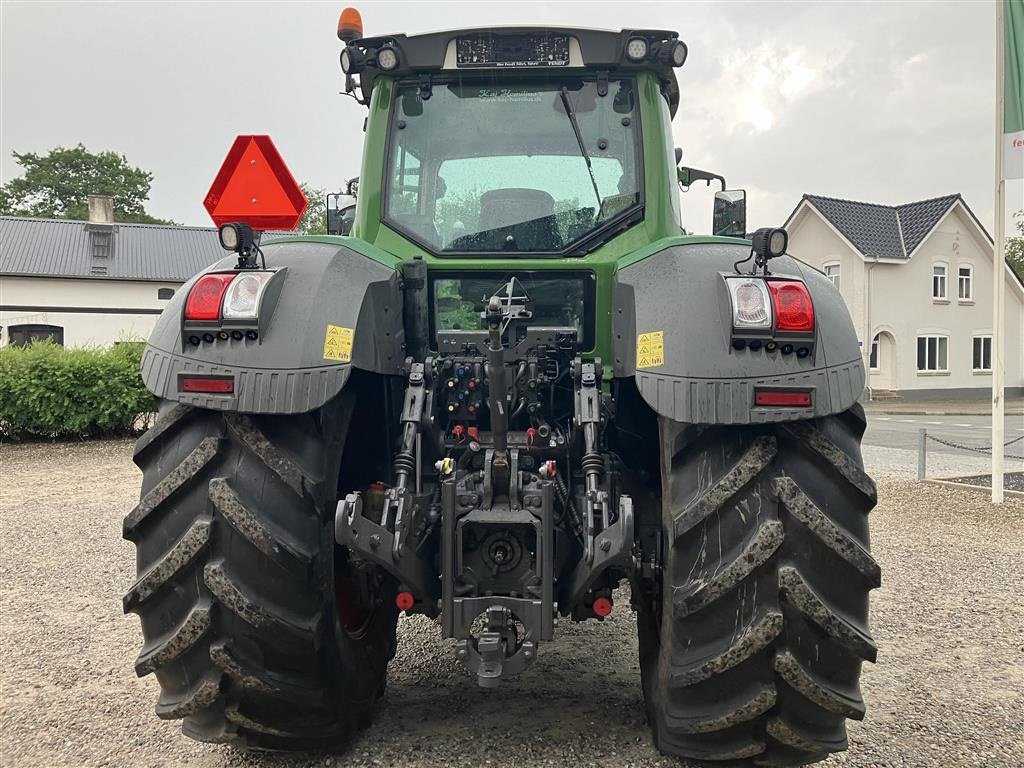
[638,406,879,765]
[123,396,398,750]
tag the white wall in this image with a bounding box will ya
[0,276,180,347]
[788,204,1024,394]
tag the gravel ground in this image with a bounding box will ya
[2,438,1023,767]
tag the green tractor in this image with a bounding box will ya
[124,11,878,765]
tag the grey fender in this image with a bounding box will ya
[613,243,864,424]
[141,240,404,414]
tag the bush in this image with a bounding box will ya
[0,341,156,439]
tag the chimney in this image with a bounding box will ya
[87,194,114,225]
[86,195,116,267]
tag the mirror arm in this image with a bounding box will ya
[677,166,727,191]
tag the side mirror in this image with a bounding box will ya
[327,194,356,235]
[713,189,747,238]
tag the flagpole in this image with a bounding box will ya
[993,0,1006,504]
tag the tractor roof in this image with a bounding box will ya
[345,26,683,116]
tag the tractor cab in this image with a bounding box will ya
[335,19,748,253]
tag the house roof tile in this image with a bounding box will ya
[800,193,962,259]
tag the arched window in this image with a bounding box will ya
[8,324,64,347]
[957,265,973,301]
[932,263,948,300]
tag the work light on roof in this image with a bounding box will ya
[625,37,648,61]
[377,45,399,71]
[658,39,688,67]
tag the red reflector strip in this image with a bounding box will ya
[754,390,812,407]
[181,377,234,394]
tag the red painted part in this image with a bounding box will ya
[185,273,235,320]
[335,569,372,635]
[754,389,813,407]
[592,596,613,617]
[767,280,815,332]
[395,591,415,611]
[203,135,308,230]
[181,376,234,394]
[467,427,480,441]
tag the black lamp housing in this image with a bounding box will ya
[750,227,788,260]
[218,222,255,254]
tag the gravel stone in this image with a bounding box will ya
[1,438,1022,767]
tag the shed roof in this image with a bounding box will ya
[0,216,291,282]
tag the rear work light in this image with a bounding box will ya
[180,376,235,394]
[726,277,772,329]
[184,274,236,321]
[754,389,812,407]
[768,280,815,332]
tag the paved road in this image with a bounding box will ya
[864,412,1024,455]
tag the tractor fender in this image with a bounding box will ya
[613,243,864,424]
[140,240,404,414]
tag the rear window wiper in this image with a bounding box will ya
[559,87,603,216]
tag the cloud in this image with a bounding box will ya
[0,1,1005,234]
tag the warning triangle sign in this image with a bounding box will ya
[204,135,307,230]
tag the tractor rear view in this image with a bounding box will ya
[123,9,878,765]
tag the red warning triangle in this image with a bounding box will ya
[204,135,307,230]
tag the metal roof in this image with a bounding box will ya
[0,216,292,283]
[799,193,966,260]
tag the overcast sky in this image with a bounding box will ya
[1,1,1019,234]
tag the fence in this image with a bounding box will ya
[917,429,1024,480]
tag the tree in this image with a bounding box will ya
[297,183,327,235]
[0,144,172,224]
[1007,209,1024,282]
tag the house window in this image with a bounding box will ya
[932,264,947,299]
[824,263,841,291]
[7,324,64,347]
[916,335,948,372]
[869,334,880,370]
[972,335,992,372]
[957,266,973,301]
[157,288,175,300]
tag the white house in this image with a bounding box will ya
[1,197,234,347]
[785,193,1024,400]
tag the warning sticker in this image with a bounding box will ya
[323,325,354,362]
[636,330,665,369]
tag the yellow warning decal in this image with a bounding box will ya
[323,324,354,362]
[636,330,665,369]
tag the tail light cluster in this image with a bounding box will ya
[183,270,279,346]
[725,276,815,357]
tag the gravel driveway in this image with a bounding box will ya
[2,438,1022,767]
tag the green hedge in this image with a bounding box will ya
[0,341,155,439]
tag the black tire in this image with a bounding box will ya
[638,405,880,766]
[123,396,399,750]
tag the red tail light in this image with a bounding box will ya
[184,274,236,321]
[768,280,814,332]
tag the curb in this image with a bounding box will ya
[922,477,1024,499]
